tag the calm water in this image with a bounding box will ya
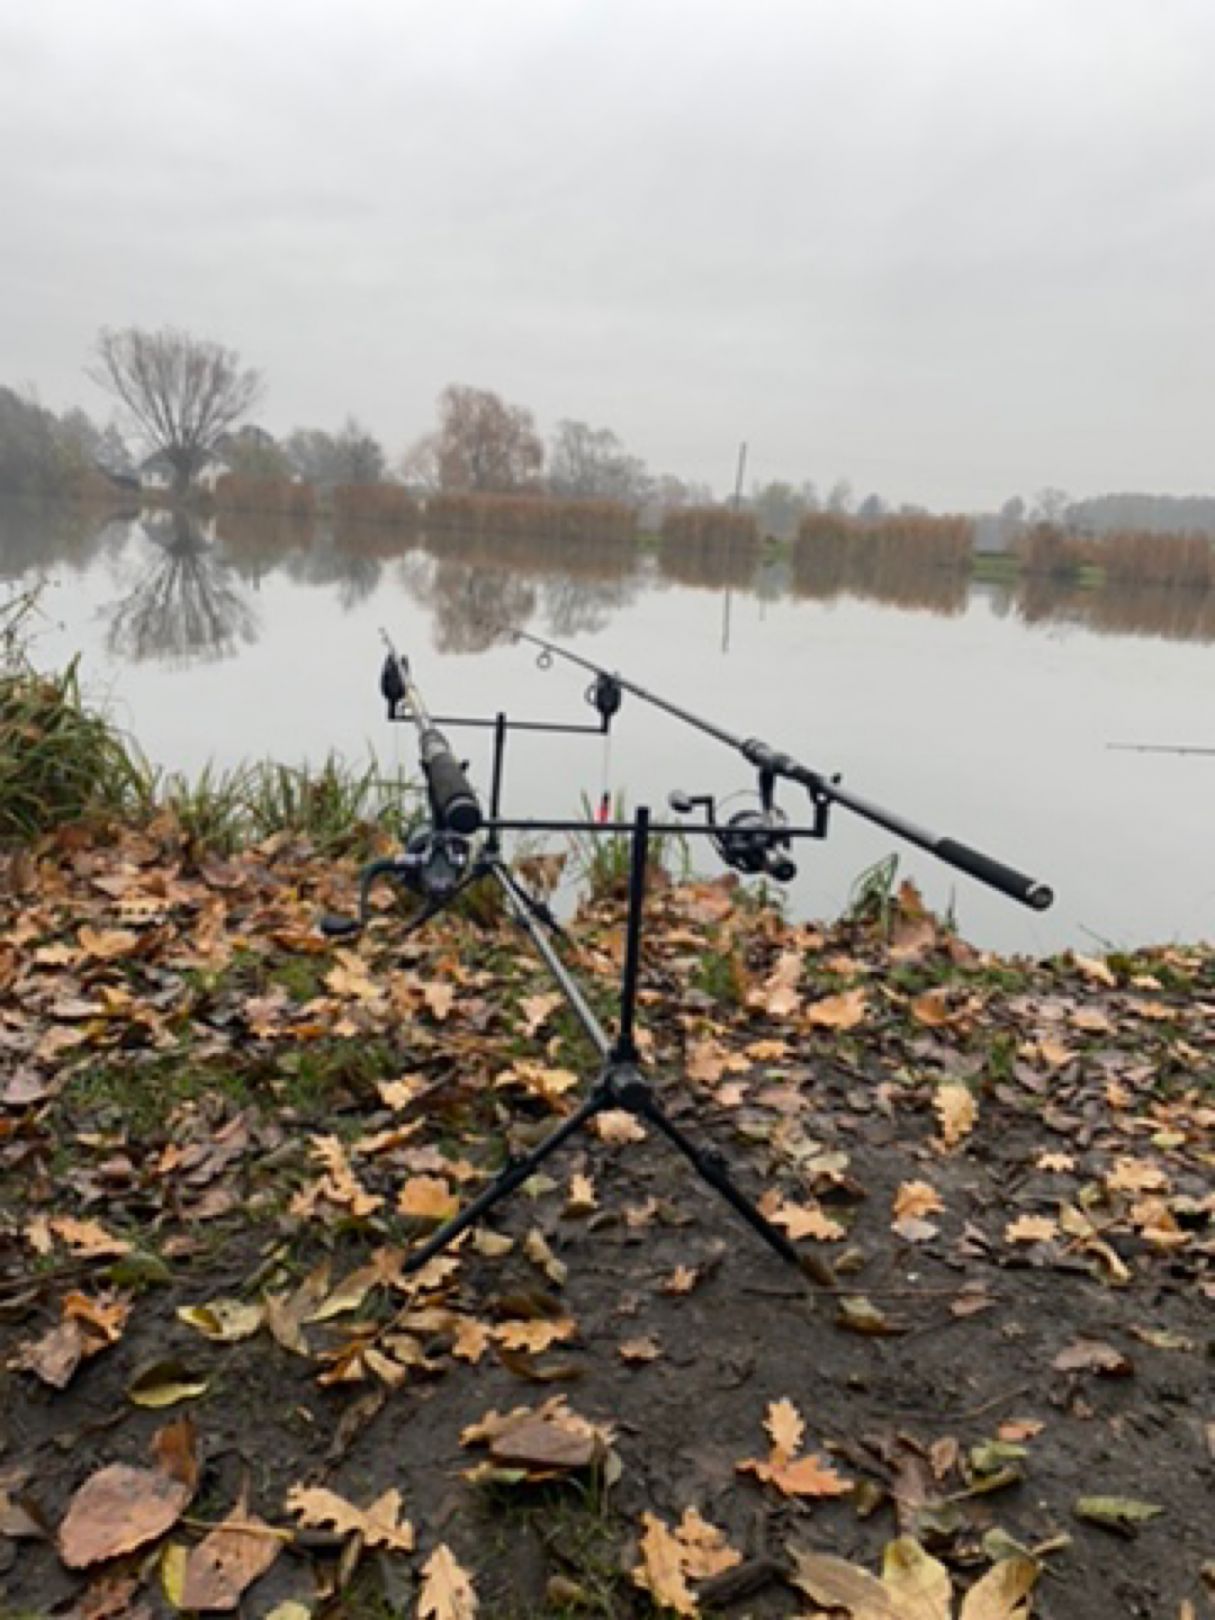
[4,502,1213,955]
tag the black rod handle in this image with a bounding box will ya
[420,727,482,835]
[935,838,1053,911]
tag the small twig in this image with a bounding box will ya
[953,1384,1032,1421]
[741,1281,991,1301]
[180,1516,295,1541]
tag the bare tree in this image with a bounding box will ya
[89,326,263,497]
[549,419,648,501]
[428,384,544,493]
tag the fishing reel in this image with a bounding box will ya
[320,823,474,937]
[668,773,798,884]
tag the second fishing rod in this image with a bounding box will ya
[502,625,1054,913]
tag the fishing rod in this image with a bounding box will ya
[1108,743,1215,757]
[505,625,1054,912]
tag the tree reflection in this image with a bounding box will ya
[104,510,258,666]
[790,536,968,616]
[1015,573,1215,643]
[397,555,537,653]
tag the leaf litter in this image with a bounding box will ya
[0,829,1211,1616]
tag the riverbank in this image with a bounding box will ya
[0,807,1211,1618]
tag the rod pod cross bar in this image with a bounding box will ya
[505,625,1054,913]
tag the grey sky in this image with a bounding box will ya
[3,0,1212,508]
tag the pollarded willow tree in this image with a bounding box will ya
[89,326,263,497]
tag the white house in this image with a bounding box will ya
[138,450,231,495]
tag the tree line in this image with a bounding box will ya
[4,326,1215,542]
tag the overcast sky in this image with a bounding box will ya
[2,0,1212,508]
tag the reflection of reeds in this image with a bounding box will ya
[416,526,637,583]
[1017,574,1215,643]
[791,512,971,615]
[214,476,316,519]
[657,507,761,590]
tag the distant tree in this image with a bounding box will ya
[549,420,648,502]
[826,478,854,514]
[1000,495,1026,523]
[222,424,290,481]
[285,418,385,488]
[1031,486,1071,525]
[89,326,263,497]
[0,387,73,495]
[428,385,544,493]
[857,492,887,521]
[749,481,813,540]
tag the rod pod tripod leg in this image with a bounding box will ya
[395,807,820,1285]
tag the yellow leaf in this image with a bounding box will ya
[495,1318,577,1354]
[805,987,868,1030]
[46,1216,131,1258]
[893,1181,944,1222]
[881,1536,952,1620]
[286,1484,414,1552]
[673,1508,743,1580]
[565,1174,597,1215]
[1005,1214,1058,1245]
[934,1084,976,1151]
[632,1513,697,1616]
[765,1398,805,1464]
[78,925,141,960]
[398,1176,459,1222]
[764,1198,845,1242]
[957,1553,1039,1619]
[419,1543,478,1620]
[1072,952,1116,988]
[911,989,953,1027]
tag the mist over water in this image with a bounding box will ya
[4,502,1213,955]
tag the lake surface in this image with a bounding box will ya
[3,502,1213,955]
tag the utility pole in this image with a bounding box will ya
[721,440,747,654]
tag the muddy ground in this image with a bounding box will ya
[0,827,1211,1618]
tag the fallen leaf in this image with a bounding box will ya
[1052,1340,1133,1377]
[789,1544,901,1618]
[495,1319,577,1354]
[398,1176,459,1222]
[1073,1495,1163,1533]
[180,1496,285,1611]
[765,1397,805,1463]
[805,987,868,1030]
[58,1421,198,1568]
[957,1552,1039,1618]
[632,1513,697,1616]
[419,1542,478,1619]
[882,1535,952,1620]
[1005,1215,1059,1245]
[619,1336,661,1364]
[894,1181,944,1222]
[935,1084,976,1151]
[177,1300,265,1343]
[127,1358,210,1409]
[286,1484,414,1552]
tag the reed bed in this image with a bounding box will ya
[660,506,761,549]
[1098,528,1214,590]
[424,493,638,544]
[1014,523,1097,580]
[214,476,317,519]
[332,483,420,527]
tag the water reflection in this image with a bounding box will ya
[103,511,258,666]
[5,502,1215,654]
[790,536,969,616]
